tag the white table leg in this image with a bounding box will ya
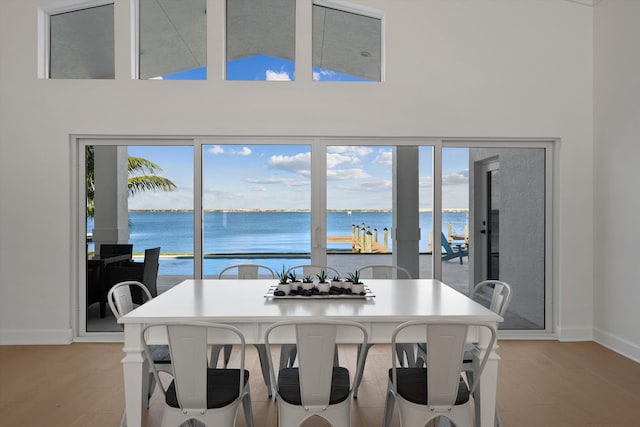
[122,323,145,427]
[473,324,500,427]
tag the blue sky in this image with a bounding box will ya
[127,144,469,211]
[128,56,469,211]
[160,55,370,82]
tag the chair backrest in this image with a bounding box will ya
[141,247,160,296]
[470,280,512,316]
[286,264,340,280]
[357,264,412,279]
[142,321,247,412]
[264,320,368,409]
[107,281,152,320]
[99,243,133,258]
[391,320,496,407]
[440,233,455,253]
[218,264,275,279]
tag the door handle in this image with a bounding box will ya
[480,229,486,234]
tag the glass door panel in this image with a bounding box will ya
[440,147,471,293]
[441,146,546,330]
[85,144,193,332]
[202,144,310,277]
[326,145,393,278]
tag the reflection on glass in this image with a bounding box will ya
[139,0,206,80]
[50,4,114,79]
[226,0,295,81]
[312,4,382,82]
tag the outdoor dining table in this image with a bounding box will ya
[119,278,503,427]
[87,253,132,318]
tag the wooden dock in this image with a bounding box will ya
[327,235,390,253]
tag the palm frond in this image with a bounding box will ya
[128,175,177,196]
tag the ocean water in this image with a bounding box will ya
[87,211,468,275]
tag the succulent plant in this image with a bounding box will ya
[287,271,299,282]
[303,275,314,283]
[331,275,341,282]
[316,270,328,283]
[345,271,362,284]
[277,265,289,284]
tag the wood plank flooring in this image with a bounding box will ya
[1,340,639,426]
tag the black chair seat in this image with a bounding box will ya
[148,344,171,364]
[389,367,470,405]
[166,369,250,409]
[418,342,474,364]
[278,367,350,405]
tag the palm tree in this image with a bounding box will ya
[86,146,176,218]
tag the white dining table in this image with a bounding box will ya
[120,278,503,427]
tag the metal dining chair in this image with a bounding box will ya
[264,319,368,427]
[352,264,413,398]
[383,320,497,427]
[415,280,512,427]
[143,321,254,427]
[107,280,171,427]
[215,264,278,397]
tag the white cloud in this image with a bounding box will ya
[230,146,252,156]
[372,150,393,165]
[208,145,224,154]
[268,152,311,176]
[246,176,309,187]
[265,70,292,81]
[328,146,374,157]
[443,171,468,186]
[332,179,392,192]
[420,175,433,189]
[313,69,336,81]
[327,168,371,180]
[327,152,361,168]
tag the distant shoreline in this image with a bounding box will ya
[128,208,470,213]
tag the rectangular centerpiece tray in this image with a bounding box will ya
[264,284,375,299]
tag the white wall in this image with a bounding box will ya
[0,1,596,344]
[593,0,640,361]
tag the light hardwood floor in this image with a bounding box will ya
[1,340,639,426]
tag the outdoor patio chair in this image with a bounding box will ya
[105,247,160,303]
[142,321,254,427]
[86,244,134,317]
[264,319,368,427]
[383,320,497,427]
[99,243,133,259]
[441,233,468,264]
[215,264,279,397]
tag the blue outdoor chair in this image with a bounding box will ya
[441,233,468,264]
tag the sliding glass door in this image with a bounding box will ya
[77,137,551,335]
[83,142,193,332]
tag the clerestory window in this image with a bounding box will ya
[312,1,383,82]
[226,0,296,81]
[46,2,115,79]
[138,0,207,80]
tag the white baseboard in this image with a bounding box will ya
[0,328,73,345]
[594,328,640,363]
[556,326,593,342]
